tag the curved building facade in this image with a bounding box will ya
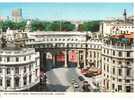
[101,33,134,92]
[0,48,40,91]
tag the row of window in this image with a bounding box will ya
[103,49,131,57]
[103,64,131,77]
[111,84,132,92]
[0,75,32,87]
[112,30,129,34]
[0,69,38,88]
[37,38,79,42]
[103,80,132,92]
[0,65,32,74]
[89,51,100,58]
[103,57,131,65]
[0,55,31,62]
[113,26,133,29]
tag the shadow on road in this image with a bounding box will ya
[47,84,69,92]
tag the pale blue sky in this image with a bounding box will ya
[0,3,133,20]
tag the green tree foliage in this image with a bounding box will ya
[31,21,75,31]
[0,20,26,32]
[16,21,26,30]
[78,24,85,31]
[62,21,75,31]
[46,21,61,31]
[78,21,100,32]
[0,20,100,32]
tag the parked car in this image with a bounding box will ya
[78,76,85,81]
[73,82,79,88]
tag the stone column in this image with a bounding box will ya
[64,49,68,68]
[40,51,44,68]
[83,49,86,68]
[44,53,47,64]
[20,67,24,88]
[27,66,30,86]
[2,68,6,90]
[40,51,46,70]
[52,54,56,68]
[11,68,15,89]
[77,50,80,68]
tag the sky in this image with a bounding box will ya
[0,3,133,21]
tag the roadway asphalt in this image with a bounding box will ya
[46,67,90,92]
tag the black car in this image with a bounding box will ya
[78,76,85,81]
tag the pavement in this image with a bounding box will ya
[46,67,97,92]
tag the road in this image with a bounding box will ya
[46,68,88,92]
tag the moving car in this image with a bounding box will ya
[78,76,85,81]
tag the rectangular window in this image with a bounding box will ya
[113,51,115,56]
[127,52,130,57]
[118,69,122,76]
[125,79,130,83]
[16,57,19,62]
[104,65,105,70]
[15,77,19,87]
[126,86,131,92]
[107,50,109,54]
[118,52,122,57]
[35,69,38,77]
[7,57,10,62]
[7,68,10,74]
[113,60,115,63]
[118,85,122,91]
[118,79,122,82]
[94,52,96,57]
[24,56,26,61]
[15,68,19,74]
[113,67,115,75]
[7,79,11,87]
[126,62,130,65]
[0,78,2,86]
[0,68,2,73]
[90,51,92,57]
[112,84,115,90]
[126,68,131,77]
[107,65,109,72]
[24,67,26,73]
[29,75,32,83]
[118,61,122,65]
[23,76,27,85]
[107,81,109,89]
[0,57,1,61]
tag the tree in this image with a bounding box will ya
[47,21,61,31]
[1,21,16,31]
[77,21,100,32]
[78,24,85,31]
[31,20,44,31]
[16,21,27,31]
[62,21,75,31]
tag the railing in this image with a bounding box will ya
[0,48,35,56]
[103,44,133,50]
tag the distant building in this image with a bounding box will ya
[99,9,134,36]
[0,16,8,21]
[11,8,22,22]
